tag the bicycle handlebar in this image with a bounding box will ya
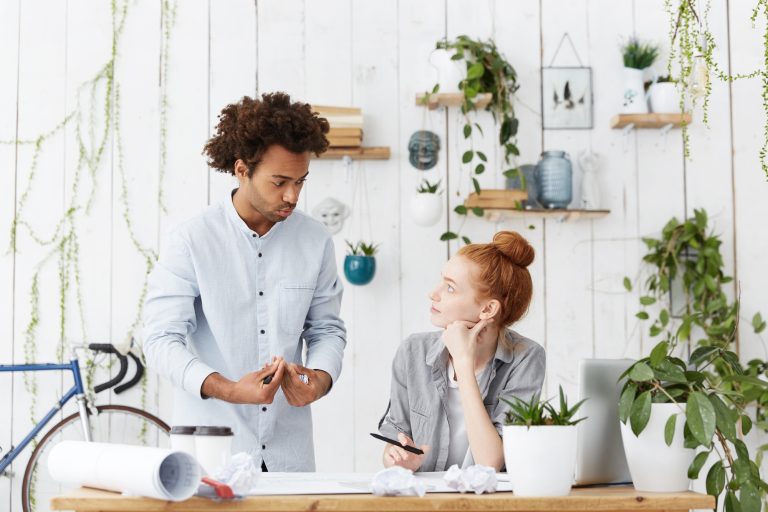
[88,343,144,395]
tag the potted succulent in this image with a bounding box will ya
[501,387,586,497]
[409,179,443,227]
[343,241,378,286]
[620,38,659,114]
[648,75,680,113]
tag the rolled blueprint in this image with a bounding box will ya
[48,441,201,501]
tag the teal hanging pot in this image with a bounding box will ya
[344,255,376,286]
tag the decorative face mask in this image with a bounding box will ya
[408,130,440,170]
[311,197,350,235]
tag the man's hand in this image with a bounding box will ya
[281,363,332,407]
[441,319,490,368]
[202,357,286,404]
[383,433,430,471]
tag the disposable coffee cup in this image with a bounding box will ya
[194,426,233,476]
[169,425,197,458]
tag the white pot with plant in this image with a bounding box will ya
[502,386,586,497]
[409,179,443,227]
[648,75,680,113]
[620,38,659,114]
[428,46,464,93]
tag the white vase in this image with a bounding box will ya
[649,82,680,113]
[409,193,443,227]
[503,425,577,496]
[429,49,464,94]
[620,403,695,492]
[621,67,649,114]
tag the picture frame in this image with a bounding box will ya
[542,66,593,130]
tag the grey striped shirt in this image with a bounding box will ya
[379,330,545,471]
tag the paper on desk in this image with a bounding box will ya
[246,472,513,495]
[48,441,201,501]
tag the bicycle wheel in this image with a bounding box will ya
[21,404,170,512]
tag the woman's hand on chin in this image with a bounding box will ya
[442,318,490,368]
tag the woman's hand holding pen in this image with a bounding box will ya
[383,433,430,471]
[281,363,332,406]
[442,319,490,369]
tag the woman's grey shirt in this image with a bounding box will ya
[379,330,545,472]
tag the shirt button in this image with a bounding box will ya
[258,253,262,257]
[252,234,256,238]
[262,407,267,412]
[262,444,266,450]
[259,291,263,296]
[260,330,265,334]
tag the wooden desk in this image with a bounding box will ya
[53,485,715,512]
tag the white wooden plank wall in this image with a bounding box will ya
[1,4,767,507]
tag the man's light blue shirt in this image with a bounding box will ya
[143,191,346,471]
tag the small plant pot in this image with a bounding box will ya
[343,255,376,286]
[649,82,680,113]
[502,425,577,496]
[621,67,649,114]
[409,193,443,227]
[428,48,464,93]
[620,403,695,492]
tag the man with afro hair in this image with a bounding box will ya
[143,92,347,472]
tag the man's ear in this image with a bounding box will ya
[479,299,501,321]
[234,159,249,180]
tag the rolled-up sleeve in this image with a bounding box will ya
[303,237,346,384]
[492,343,546,434]
[379,339,412,440]
[142,228,216,398]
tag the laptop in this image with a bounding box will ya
[573,358,634,486]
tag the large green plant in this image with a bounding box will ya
[426,36,520,245]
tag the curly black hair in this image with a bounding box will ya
[203,92,330,176]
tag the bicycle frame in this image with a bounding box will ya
[0,358,92,476]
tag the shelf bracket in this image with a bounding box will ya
[622,122,635,151]
[659,123,674,150]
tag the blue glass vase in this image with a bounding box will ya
[344,255,376,286]
[535,150,572,209]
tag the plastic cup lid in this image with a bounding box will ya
[195,426,234,436]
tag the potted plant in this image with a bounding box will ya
[648,75,680,113]
[501,386,586,497]
[620,208,768,507]
[409,179,443,227]
[343,241,378,286]
[620,38,659,114]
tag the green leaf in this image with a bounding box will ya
[708,394,737,441]
[636,311,650,320]
[461,236,471,245]
[431,83,440,94]
[752,313,766,334]
[649,341,669,367]
[463,124,472,138]
[466,62,484,80]
[630,390,652,436]
[706,461,725,497]
[440,231,458,241]
[689,346,719,367]
[734,439,749,461]
[654,359,687,384]
[724,490,740,512]
[664,413,677,446]
[686,391,716,448]
[472,178,481,195]
[741,415,753,436]
[659,309,669,326]
[472,207,484,217]
[476,151,487,162]
[623,277,632,291]
[688,451,709,479]
[474,123,484,136]
[640,296,657,306]
[629,362,655,382]
[475,163,485,175]
[739,481,760,512]
[619,382,637,423]
[454,205,468,215]
[732,457,751,484]
[462,150,474,163]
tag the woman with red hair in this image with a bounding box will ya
[378,231,545,471]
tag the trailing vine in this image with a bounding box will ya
[2,0,177,432]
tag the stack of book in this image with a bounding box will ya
[312,105,364,148]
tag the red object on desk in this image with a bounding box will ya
[200,477,235,499]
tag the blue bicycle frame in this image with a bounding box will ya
[0,358,92,476]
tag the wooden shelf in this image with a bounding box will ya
[313,147,391,160]
[415,92,492,111]
[479,208,610,223]
[610,113,691,129]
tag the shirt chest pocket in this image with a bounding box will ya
[280,283,315,335]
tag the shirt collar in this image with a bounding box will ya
[426,329,516,367]
[224,187,285,240]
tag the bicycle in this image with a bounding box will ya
[0,342,171,512]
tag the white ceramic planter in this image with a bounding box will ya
[503,425,577,496]
[429,49,464,93]
[649,82,680,113]
[621,67,649,114]
[620,403,695,492]
[409,193,443,227]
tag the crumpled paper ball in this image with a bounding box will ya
[213,452,261,495]
[444,464,497,494]
[371,466,426,497]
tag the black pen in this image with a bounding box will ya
[370,432,425,455]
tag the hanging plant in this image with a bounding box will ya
[425,35,520,244]
[410,179,443,227]
[343,241,379,286]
